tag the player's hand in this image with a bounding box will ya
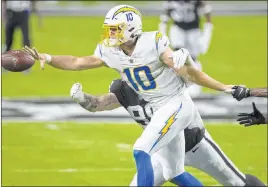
[231,85,250,101]
[70,83,85,103]
[223,85,235,94]
[237,102,265,126]
[22,46,47,70]
[169,48,190,69]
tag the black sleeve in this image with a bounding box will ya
[109,79,126,107]
[109,79,122,94]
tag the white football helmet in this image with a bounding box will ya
[101,5,142,47]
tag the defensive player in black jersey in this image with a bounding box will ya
[159,0,213,97]
[232,86,268,126]
[70,80,265,186]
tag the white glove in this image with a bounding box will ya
[169,48,191,69]
[70,83,85,102]
[199,22,214,54]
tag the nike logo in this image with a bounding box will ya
[164,41,168,46]
[192,146,199,153]
[238,89,243,97]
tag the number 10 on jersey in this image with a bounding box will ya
[124,66,156,91]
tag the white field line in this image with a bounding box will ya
[12,168,219,183]
[13,168,136,173]
[11,168,267,185]
[14,167,262,175]
[116,143,132,152]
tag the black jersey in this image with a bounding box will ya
[109,79,205,152]
[164,0,202,30]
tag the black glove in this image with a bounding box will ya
[237,102,265,127]
[232,86,250,101]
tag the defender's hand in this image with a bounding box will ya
[22,46,48,70]
[232,85,250,101]
[169,48,190,69]
[237,102,265,126]
[70,83,85,103]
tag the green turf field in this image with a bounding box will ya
[2,15,267,97]
[2,123,267,186]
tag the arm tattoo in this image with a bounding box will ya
[79,93,97,111]
[250,88,268,97]
[79,93,120,112]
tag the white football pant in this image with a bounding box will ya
[133,93,196,180]
[130,129,246,186]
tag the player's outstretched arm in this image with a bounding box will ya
[22,46,105,70]
[180,65,232,92]
[70,83,121,112]
[161,47,232,93]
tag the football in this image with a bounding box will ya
[1,50,35,72]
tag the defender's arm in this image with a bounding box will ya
[78,93,121,112]
[70,83,121,112]
[232,86,267,101]
[249,88,268,97]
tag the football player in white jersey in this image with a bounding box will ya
[69,81,266,186]
[24,5,237,186]
[159,0,213,97]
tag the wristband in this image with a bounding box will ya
[44,54,52,64]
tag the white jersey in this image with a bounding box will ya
[94,31,186,109]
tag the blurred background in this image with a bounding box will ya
[1,1,267,186]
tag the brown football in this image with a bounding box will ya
[1,50,35,72]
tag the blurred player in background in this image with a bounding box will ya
[2,0,39,73]
[159,0,213,97]
[70,81,266,186]
[2,0,38,53]
[232,86,267,126]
